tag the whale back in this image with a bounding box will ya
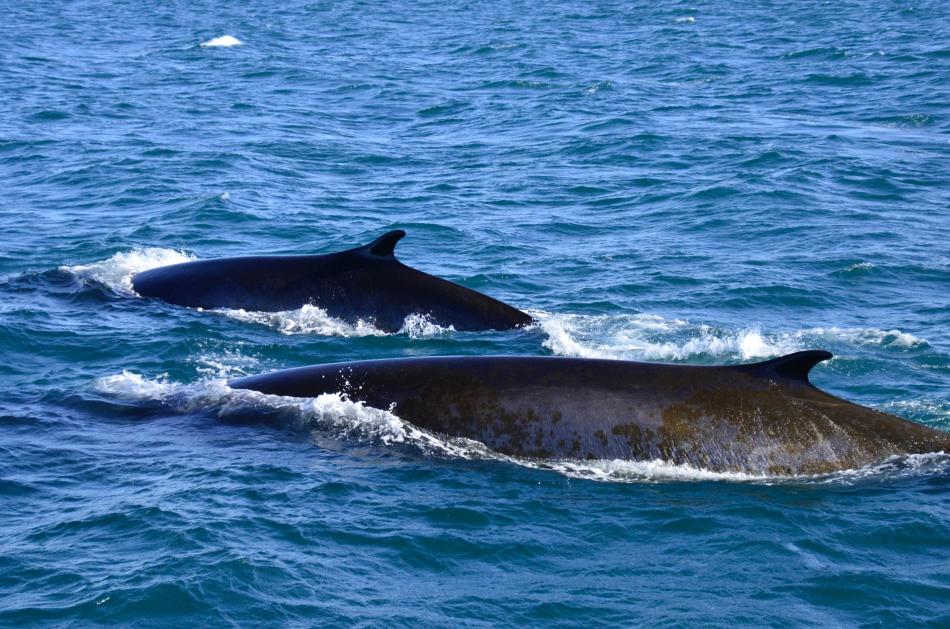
[229,354,950,475]
[131,231,533,331]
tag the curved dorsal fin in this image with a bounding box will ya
[360,230,405,258]
[737,350,832,384]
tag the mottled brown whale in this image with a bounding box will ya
[229,351,950,475]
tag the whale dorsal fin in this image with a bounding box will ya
[737,350,833,384]
[360,230,406,258]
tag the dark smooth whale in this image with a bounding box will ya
[229,351,950,475]
[131,230,532,332]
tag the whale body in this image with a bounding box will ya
[131,230,532,332]
[229,351,950,475]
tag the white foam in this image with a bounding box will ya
[533,310,928,362]
[527,458,768,483]
[398,314,456,338]
[213,305,388,337]
[200,35,242,48]
[212,306,458,338]
[675,16,696,23]
[532,310,796,362]
[95,370,174,401]
[62,248,194,296]
[813,452,950,485]
[527,451,950,485]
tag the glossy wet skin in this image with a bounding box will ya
[131,230,533,332]
[230,352,950,475]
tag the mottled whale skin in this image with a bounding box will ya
[229,351,950,475]
[131,230,532,332]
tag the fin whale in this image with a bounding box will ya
[131,230,533,332]
[229,351,950,475]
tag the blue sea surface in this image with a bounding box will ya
[2,0,949,625]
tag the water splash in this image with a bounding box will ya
[214,305,388,337]
[398,314,456,338]
[62,248,194,296]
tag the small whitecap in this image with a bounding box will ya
[200,35,242,48]
[675,16,696,23]
[219,192,230,201]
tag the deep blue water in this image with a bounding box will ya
[2,0,950,625]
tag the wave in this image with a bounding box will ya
[92,368,949,484]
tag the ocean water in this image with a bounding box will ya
[2,0,949,625]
